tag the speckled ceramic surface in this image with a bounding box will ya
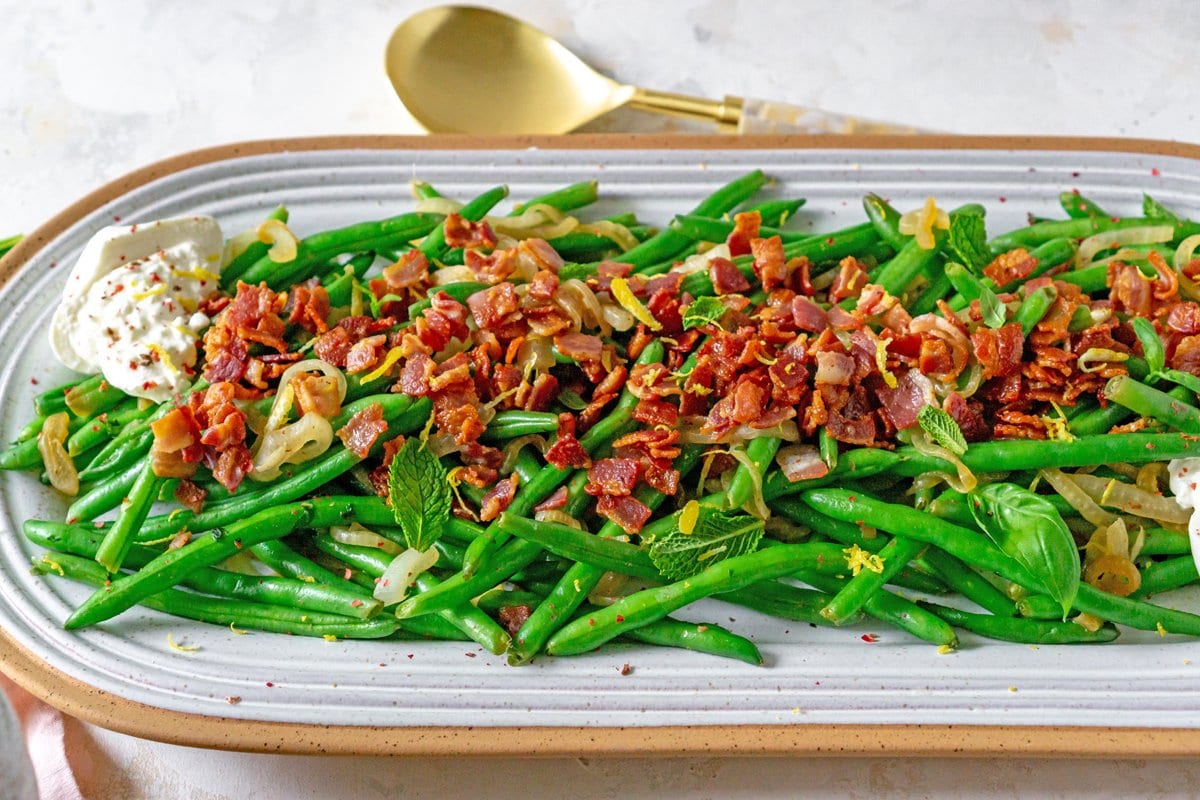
[4,137,1200,753]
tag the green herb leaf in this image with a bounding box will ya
[648,507,764,580]
[916,405,968,456]
[1158,368,1200,395]
[682,296,728,330]
[1131,317,1166,375]
[1143,193,1181,223]
[556,388,589,411]
[977,284,1007,329]
[947,212,990,274]
[387,437,452,552]
[968,482,1080,617]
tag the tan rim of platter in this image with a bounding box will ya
[4,133,1200,757]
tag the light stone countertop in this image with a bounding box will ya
[3,1,1200,797]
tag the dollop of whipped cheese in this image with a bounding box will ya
[49,216,223,403]
[1168,458,1200,577]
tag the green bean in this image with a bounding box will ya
[802,488,1044,592]
[76,419,154,482]
[669,214,810,244]
[411,573,511,654]
[63,459,140,522]
[94,462,162,573]
[862,194,907,250]
[473,587,546,616]
[907,270,954,316]
[250,539,358,588]
[988,216,1176,253]
[818,427,839,471]
[65,379,127,418]
[919,602,1118,644]
[322,252,378,306]
[65,504,316,629]
[1059,191,1110,221]
[1132,556,1199,598]
[481,410,562,440]
[1140,528,1191,557]
[37,553,396,639]
[395,536,545,620]
[821,536,926,624]
[460,340,662,575]
[405,281,491,319]
[726,436,781,512]
[218,205,290,285]
[1074,584,1200,636]
[236,212,445,289]
[1013,284,1057,336]
[36,374,102,417]
[720,580,835,625]
[943,262,990,306]
[420,185,509,263]
[496,513,659,580]
[66,399,151,457]
[513,180,599,214]
[545,544,851,656]
[619,616,762,665]
[618,170,765,271]
[739,197,806,228]
[763,446,901,500]
[1016,594,1066,620]
[919,549,1017,617]
[1056,264,1108,293]
[1103,376,1200,433]
[800,572,957,646]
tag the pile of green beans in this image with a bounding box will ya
[11,177,1200,668]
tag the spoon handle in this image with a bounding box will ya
[732,95,928,135]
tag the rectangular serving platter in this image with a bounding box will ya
[3,134,1200,757]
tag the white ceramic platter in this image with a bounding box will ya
[3,138,1200,750]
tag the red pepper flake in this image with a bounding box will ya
[861,633,879,643]
[1152,168,1161,177]
[465,652,476,658]
[618,663,632,676]
[265,681,274,687]
[998,196,1007,203]
[588,618,596,626]
[343,568,352,581]
[847,494,857,502]
[615,614,625,623]
[233,539,243,549]
[350,599,363,608]
[112,215,121,222]
[407,654,414,659]
[825,237,835,245]
[29,378,37,386]
[1071,171,1081,178]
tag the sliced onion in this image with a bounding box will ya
[1084,553,1141,597]
[1069,473,1191,525]
[578,220,640,252]
[1076,225,1173,269]
[250,412,334,481]
[534,508,583,529]
[256,218,300,263]
[587,571,654,607]
[956,363,984,399]
[1077,347,1130,373]
[1086,247,1147,268]
[413,196,464,216]
[599,302,636,332]
[1174,234,1200,272]
[672,242,731,276]
[38,411,78,496]
[265,359,348,434]
[679,420,800,444]
[556,278,607,334]
[726,445,770,519]
[516,336,555,376]
[501,434,548,473]
[910,430,975,493]
[331,523,403,555]
[426,432,462,458]
[222,228,259,267]
[1136,463,1167,495]
[1039,469,1117,527]
[373,547,438,605]
[432,265,478,285]
[219,550,261,576]
[489,204,579,240]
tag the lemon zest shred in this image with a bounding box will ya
[874,338,897,389]
[175,266,221,283]
[230,622,249,635]
[167,633,200,653]
[323,634,339,642]
[1100,478,1119,507]
[843,544,885,576]
[609,278,662,331]
[679,500,700,535]
[41,556,65,577]
[937,644,956,655]
[132,284,167,301]
[1157,622,1169,637]
[362,346,403,383]
[146,344,179,376]
[898,196,950,249]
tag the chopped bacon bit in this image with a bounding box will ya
[1107,261,1153,317]
[726,210,762,257]
[287,282,330,334]
[585,458,640,497]
[632,397,679,427]
[381,250,429,289]
[533,486,569,513]
[443,212,497,250]
[828,257,870,302]
[709,256,751,295]
[554,332,604,362]
[173,479,207,514]
[479,474,519,522]
[345,334,388,374]
[596,494,652,534]
[983,248,1038,287]
[544,413,591,470]
[467,283,520,330]
[529,269,560,301]
[750,235,788,291]
[497,604,533,637]
[971,322,1025,380]
[335,403,388,458]
[291,373,343,418]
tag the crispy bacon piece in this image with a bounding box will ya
[151,407,200,453]
[585,458,640,497]
[335,403,387,458]
[1173,335,1200,376]
[709,256,751,295]
[612,428,682,461]
[632,397,679,427]
[465,248,517,284]
[518,239,565,274]
[554,332,604,362]
[826,408,876,445]
[528,269,560,301]
[971,322,1025,380]
[544,414,591,470]
[444,212,497,250]
[467,283,520,330]
[984,248,1038,287]
[750,235,788,291]
[173,479,208,514]
[874,369,930,432]
[814,351,855,385]
[828,257,870,302]
[498,605,532,637]
[292,373,343,418]
[312,326,353,367]
[382,250,429,290]
[345,334,388,374]
[1167,303,1200,335]
[776,444,829,483]
[726,211,762,257]
[287,282,330,334]
[479,474,518,522]
[533,486,569,513]
[596,494,652,534]
[1108,262,1153,317]
[943,392,990,442]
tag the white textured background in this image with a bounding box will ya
[3,1,1200,797]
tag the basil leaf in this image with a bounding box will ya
[917,405,967,456]
[947,211,990,274]
[977,284,1007,329]
[1131,317,1166,375]
[682,296,727,330]
[649,507,763,580]
[1143,193,1181,223]
[387,437,451,552]
[969,482,1079,616]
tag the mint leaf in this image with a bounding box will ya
[969,482,1079,617]
[977,283,1007,329]
[947,212,990,274]
[917,404,967,456]
[1143,193,1180,222]
[649,507,763,580]
[387,437,451,552]
[1131,317,1166,375]
[682,296,727,330]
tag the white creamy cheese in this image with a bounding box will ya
[1168,458,1200,581]
[49,216,223,403]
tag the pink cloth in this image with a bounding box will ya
[0,675,85,800]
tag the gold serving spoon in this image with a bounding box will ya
[386,5,919,136]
